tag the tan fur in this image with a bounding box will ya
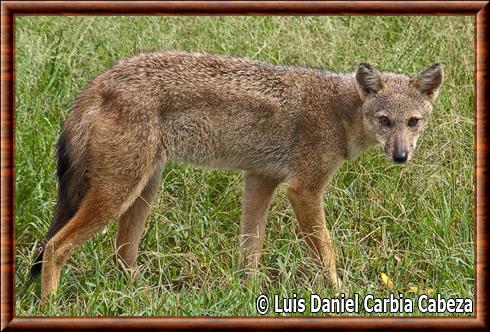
[239,172,280,270]
[115,168,162,269]
[38,50,443,303]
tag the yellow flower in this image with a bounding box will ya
[408,286,418,293]
[381,272,394,289]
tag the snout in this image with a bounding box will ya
[392,150,408,163]
[383,145,410,164]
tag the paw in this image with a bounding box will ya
[332,275,348,296]
[39,289,56,308]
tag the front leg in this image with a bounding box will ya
[239,172,280,270]
[287,179,341,292]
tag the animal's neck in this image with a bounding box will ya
[332,75,380,160]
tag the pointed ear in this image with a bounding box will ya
[355,62,386,101]
[411,63,443,102]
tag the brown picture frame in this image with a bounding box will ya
[1,1,488,330]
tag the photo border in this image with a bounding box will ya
[1,1,488,330]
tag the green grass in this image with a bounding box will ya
[15,16,474,316]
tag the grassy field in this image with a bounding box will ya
[15,16,474,316]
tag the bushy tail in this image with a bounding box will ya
[28,124,89,283]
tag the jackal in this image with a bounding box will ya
[29,50,443,302]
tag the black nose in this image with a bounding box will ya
[393,151,408,163]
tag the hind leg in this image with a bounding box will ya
[40,116,165,302]
[40,163,157,303]
[41,190,113,301]
[114,168,162,269]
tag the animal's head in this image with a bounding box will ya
[355,62,443,163]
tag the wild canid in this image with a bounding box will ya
[29,50,443,302]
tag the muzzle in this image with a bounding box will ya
[392,150,408,163]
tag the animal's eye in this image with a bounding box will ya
[378,116,391,128]
[408,117,420,127]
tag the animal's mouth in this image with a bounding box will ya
[382,145,391,158]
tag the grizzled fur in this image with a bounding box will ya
[30,50,443,302]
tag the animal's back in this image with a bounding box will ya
[89,50,302,178]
